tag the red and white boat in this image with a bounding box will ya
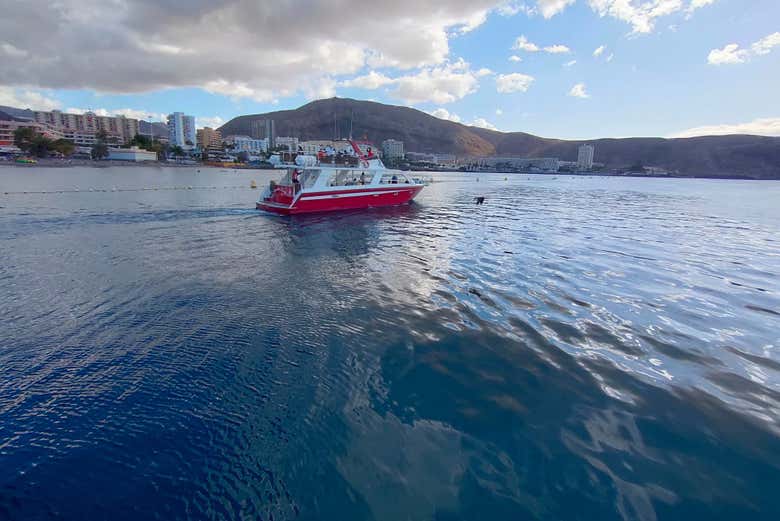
[257,140,425,215]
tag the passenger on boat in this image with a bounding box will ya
[391,174,398,184]
[360,172,366,185]
[292,169,301,193]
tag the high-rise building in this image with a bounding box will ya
[197,127,223,158]
[265,119,276,149]
[28,109,140,144]
[381,139,404,161]
[167,112,196,149]
[577,144,594,170]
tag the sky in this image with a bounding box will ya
[0,0,778,139]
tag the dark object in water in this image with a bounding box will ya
[475,196,485,205]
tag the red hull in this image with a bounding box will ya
[257,185,423,215]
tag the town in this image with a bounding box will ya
[1,106,661,176]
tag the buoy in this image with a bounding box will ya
[250,180,257,189]
[504,177,508,181]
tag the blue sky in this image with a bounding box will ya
[0,0,778,139]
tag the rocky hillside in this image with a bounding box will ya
[212,98,771,179]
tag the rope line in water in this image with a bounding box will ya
[2,186,258,195]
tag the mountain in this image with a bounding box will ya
[219,98,780,179]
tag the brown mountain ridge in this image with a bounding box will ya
[219,98,780,179]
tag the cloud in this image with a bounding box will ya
[497,1,535,16]
[563,60,577,67]
[593,45,607,57]
[197,116,225,129]
[66,107,169,121]
[606,53,614,62]
[536,0,576,18]
[707,32,780,66]
[514,35,571,54]
[544,44,571,54]
[587,0,707,34]
[0,86,60,111]
[341,71,395,89]
[471,117,498,130]
[496,73,535,93]
[509,55,523,62]
[669,117,780,138]
[0,0,502,101]
[568,83,590,98]
[751,32,780,56]
[391,60,481,104]
[707,44,749,65]
[513,35,540,52]
[428,108,462,123]
[496,108,503,115]
[340,60,483,104]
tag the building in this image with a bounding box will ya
[107,147,157,162]
[167,112,196,149]
[381,139,404,161]
[225,135,268,154]
[265,120,276,148]
[275,136,298,151]
[197,127,222,151]
[476,157,560,173]
[31,109,139,144]
[577,144,595,170]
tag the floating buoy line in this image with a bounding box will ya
[2,183,260,196]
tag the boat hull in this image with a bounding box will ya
[257,185,423,215]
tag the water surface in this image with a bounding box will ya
[1,166,779,520]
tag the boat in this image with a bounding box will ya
[256,140,425,215]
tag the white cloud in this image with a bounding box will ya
[1,42,27,58]
[606,53,614,62]
[0,86,60,111]
[568,83,590,98]
[687,0,716,12]
[536,0,576,18]
[497,1,535,16]
[509,55,523,62]
[563,60,577,67]
[471,117,498,130]
[708,32,780,65]
[588,0,692,34]
[495,108,503,115]
[544,44,571,54]
[0,0,502,102]
[391,60,481,104]
[514,35,571,54]
[341,71,395,89]
[476,67,494,77]
[428,108,462,123]
[670,117,780,138]
[496,73,535,93]
[197,116,225,129]
[593,45,607,57]
[751,32,780,56]
[707,44,748,65]
[513,35,540,52]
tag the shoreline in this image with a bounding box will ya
[0,159,773,180]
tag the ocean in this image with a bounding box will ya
[1,166,779,520]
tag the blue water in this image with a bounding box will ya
[1,166,779,520]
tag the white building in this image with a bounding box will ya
[107,147,157,162]
[167,112,196,150]
[225,135,268,154]
[275,136,298,151]
[577,144,594,170]
[381,139,404,161]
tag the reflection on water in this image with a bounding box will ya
[1,167,779,520]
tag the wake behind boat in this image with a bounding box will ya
[256,140,424,215]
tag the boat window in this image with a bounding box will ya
[379,172,409,184]
[300,169,320,188]
[330,169,363,186]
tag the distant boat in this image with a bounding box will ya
[15,157,37,164]
[257,140,424,215]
